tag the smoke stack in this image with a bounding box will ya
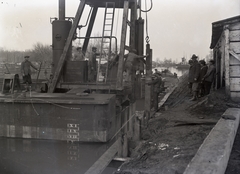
[59,0,65,20]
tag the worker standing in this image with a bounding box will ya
[124,49,147,82]
[21,55,39,90]
[203,59,216,95]
[198,60,208,97]
[188,54,201,101]
[188,60,193,96]
[73,47,85,61]
[147,72,162,112]
[88,47,98,82]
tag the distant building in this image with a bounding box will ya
[210,15,240,102]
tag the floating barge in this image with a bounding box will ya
[0,92,116,142]
[0,1,153,162]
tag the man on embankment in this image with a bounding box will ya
[188,54,201,101]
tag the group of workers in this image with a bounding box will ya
[188,54,216,101]
[20,47,163,113]
[20,47,161,103]
[19,46,148,88]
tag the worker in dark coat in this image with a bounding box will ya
[147,72,162,111]
[88,47,98,82]
[21,55,38,85]
[203,59,216,95]
[188,59,194,95]
[198,60,208,97]
[188,54,201,101]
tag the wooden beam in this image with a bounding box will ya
[130,0,137,49]
[229,49,240,62]
[84,138,120,174]
[158,86,177,109]
[116,0,129,89]
[224,25,230,95]
[48,0,86,93]
[184,108,240,174]
[144,44,152,122]
[122,107,129,157]
[82,6,98,55]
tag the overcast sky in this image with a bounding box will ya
[0,0,239,62]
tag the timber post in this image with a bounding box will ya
[116,0,129,89]
[224,25,230,95]
[144,43,152,125]
[122,106,129,157]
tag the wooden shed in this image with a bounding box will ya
[210,15,240,102]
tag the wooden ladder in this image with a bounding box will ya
[97,2,116,82]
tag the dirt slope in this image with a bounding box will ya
[115,73,236,174]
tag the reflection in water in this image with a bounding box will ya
[0,137,115,174]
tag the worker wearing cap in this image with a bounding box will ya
[72,47,85,61]
[21,55,39,85]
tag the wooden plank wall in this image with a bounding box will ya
[229,23,240,102]
[224,25,230,95]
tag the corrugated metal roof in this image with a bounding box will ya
[210,15,240,49]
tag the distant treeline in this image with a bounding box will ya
[0,42,52,79]
[0,42,52,64]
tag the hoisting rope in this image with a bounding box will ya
[140,0,153,44]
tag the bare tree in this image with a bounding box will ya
[31,42,52,63]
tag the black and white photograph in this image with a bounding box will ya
[0,0,240,174]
